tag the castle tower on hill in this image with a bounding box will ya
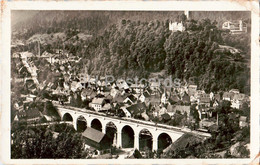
[184,10,189,19]
[169,10,189,32]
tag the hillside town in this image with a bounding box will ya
[12,48,250,128]
[11,45,251,158]
[10,10,251,159]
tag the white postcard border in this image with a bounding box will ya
[1,0,259,164]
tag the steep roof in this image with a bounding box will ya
[161,113,171,120]
[92,98,104,105]
[126,103,146,115]
[136,102,146,109]
[105,94,113,100]
[113,94,127,103]
[81,88,94,96]
[143,91,150,98]
[126,105,139,114]
[82,127,105,143]
[102,103,112,110]
[128,94,137,103]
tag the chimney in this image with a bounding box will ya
[239,20,243,31]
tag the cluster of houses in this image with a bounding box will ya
[46,68,250,129]
[11,51,69,123]
[40,49,80,64]
[13,94,52,123]
[12,52,39,84]
[13,49,80,65]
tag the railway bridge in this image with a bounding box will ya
[56,104,210,151]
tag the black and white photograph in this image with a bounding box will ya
[1,0,259,164]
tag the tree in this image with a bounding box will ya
[178,14,187,23]
[45,101,60,119]
[236,144,250,158]
[190,104,200,123]
[70,92,83,108]
[133,149,142,158]
[11,125,90,158]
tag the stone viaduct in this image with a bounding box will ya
[56,104,209,151]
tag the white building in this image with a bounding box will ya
[222,20,247,34]
[90,98,105,111]
[169,21,185,32]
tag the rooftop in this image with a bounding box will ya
[239,116,247,122]
[82,127,105,143]
[92,98,104,105]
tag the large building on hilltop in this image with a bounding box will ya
[222,20,247,34]
[169,10,189,32]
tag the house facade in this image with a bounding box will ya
[90,98,105,111]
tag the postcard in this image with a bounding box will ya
[0,0,259,164]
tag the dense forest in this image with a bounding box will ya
[12,11,251,94]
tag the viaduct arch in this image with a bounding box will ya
[76,115,87,132]
[63,113,73,121]
[91,118,102,132]
[105,122,117,146]
[139,129,153,151]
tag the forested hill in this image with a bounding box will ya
[12,12,250,94]
[75,18,250,94]
[11,10,183,38]
[12,11,250,38]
